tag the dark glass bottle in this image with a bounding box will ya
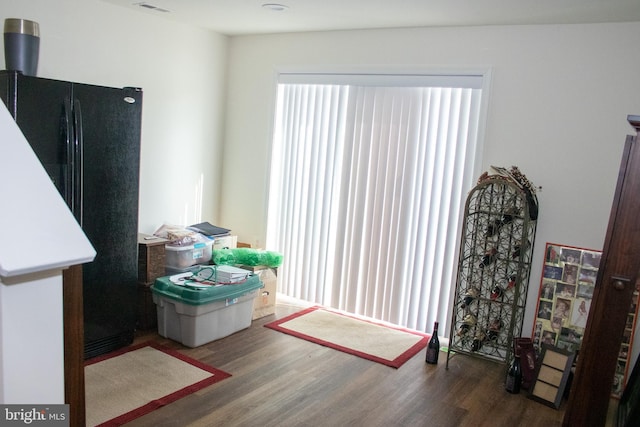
[479,248,497,268]
[425,322,440,364]
[461,286,480,308]
[457,313,477,336]
[485,219,501,237]
[487,318,503,341]
[512,240,530,259]
[505,352,522,393]
[471,331,486,351]
[485,209,515,237]
[490,285,504,301]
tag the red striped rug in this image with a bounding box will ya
[265,306,429,368]
[85,341,231,426]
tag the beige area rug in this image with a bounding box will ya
[265,306,429,368]
[85,342,231,427]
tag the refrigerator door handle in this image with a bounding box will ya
[63,98,74,210]
[72,99,84,226]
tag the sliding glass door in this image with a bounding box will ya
[267,72,486,333]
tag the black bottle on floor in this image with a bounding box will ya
[425,322,440,364]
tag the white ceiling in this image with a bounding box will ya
[102,0,640,36]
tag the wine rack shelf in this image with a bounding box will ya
[447,170,538,367]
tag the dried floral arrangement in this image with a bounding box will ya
[477,165,539,220]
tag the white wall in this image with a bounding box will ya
[0,273,64,403]
[1,0,228,233]
[221,23,640,340]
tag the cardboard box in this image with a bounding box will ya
[239,265,278,319]
[213,235,238,250]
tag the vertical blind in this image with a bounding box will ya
[266,74,484,333]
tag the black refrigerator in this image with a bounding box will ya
[0,70,142,359]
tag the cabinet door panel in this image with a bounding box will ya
[563,122,640,427]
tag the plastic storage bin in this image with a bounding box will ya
[165,239,214,269]
[151,273,263,347]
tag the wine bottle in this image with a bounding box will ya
[479,248,497,268]
[457,313,477,336]
[485,219,502,237]
[461,286,480,308]
[512,240,530,259]
[425,322,440,364]
[485,208,516,237]
[505,352,523,393]
[487,318,503,341]
[471,331,486,351]
[490,285,504,301]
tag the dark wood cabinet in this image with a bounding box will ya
[563,115,640,426]
[63,265,85,427]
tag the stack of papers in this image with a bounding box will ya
[214,265,250,284]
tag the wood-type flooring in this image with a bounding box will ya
[119,298,603,427]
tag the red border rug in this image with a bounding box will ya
[85,341,231,426]
[265,306,429,368]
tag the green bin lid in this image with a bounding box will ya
[151,270,263,305]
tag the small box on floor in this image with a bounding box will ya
[151,273,263,347]
[238,265,278,320]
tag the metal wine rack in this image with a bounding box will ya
[446,174,537,368]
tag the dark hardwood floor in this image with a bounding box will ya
[123,298,571,427]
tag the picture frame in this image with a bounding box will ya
[532,242,640,399]
[533,243,600,356]
[528,344,575,409]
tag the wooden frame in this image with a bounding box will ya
[564,119,640,426]
[532,242,640,398]
[528,344,575,409]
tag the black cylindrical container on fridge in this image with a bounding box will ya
[4,18,39,76]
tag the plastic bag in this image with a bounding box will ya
[213,248,283,267]
[153,223,208,246]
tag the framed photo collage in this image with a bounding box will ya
[532,243,640,398]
